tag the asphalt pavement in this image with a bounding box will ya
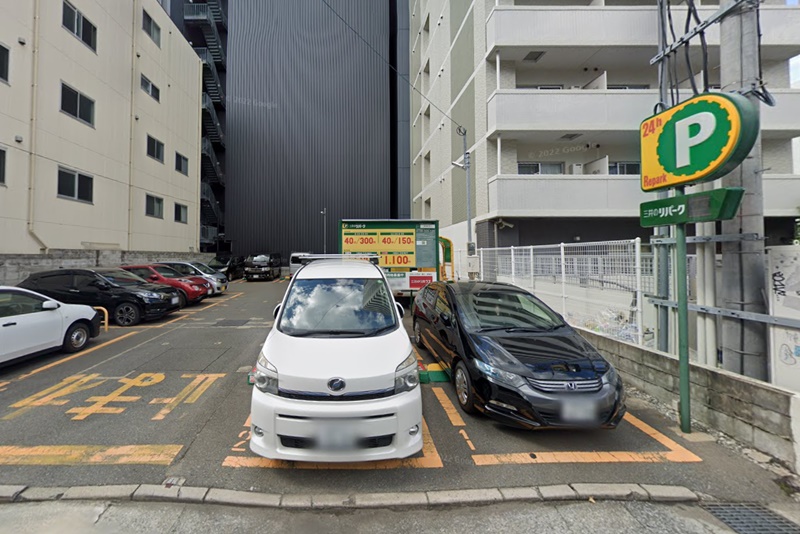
[0,276,799,531]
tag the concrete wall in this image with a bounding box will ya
[578,327,800,474]
[0,249,214,287]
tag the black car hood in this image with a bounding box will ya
[471,330,609,379]
[124,283,176,294]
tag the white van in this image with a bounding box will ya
[289,252,310,277]
[249,257,423,462]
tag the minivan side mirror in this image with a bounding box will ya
[42,300,59,310]
[395,302,405,319]
[273,304,281,319]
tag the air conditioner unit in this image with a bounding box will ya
[570,85,582,90]
[569,164,583,174]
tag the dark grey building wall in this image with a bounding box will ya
[227,0,398,257]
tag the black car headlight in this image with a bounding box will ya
[602,365,620,386]
[474,360,527,389]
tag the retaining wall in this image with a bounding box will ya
[578,327,800,474]
[0,250,216,286]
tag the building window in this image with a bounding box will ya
[57,167,93,203]
[0,44,8,83]
[146,194,164,218]
[60,83,94,126]
[0,148,5,185]
[62,1,97,52]
[174,203,188,224]
[142,10,161,47]
[175,153,188,175]
[518,162,564,175]
[607,84,650,90]
[147,135,164,163]
[517,85,563,90]
[140,75,160,101]
[609,162,641,175]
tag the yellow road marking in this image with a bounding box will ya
[412,346,423,361]
[66,373,164,420]
[459,429,476,451]
[13,332,140,382]
[222,418,442,469]
[432,387,466,427]
[0,381,9,392]
[470,413,702,465]
[149,373,226,420]
[0,444,182,465]
[3,374,108,421]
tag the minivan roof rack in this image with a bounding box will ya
[300,254,380,265]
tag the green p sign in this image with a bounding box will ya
[640,93,759,191]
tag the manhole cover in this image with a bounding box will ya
[702,503,800,534]
[215,319,248,327]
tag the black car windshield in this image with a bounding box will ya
[251,255,269,263]
[278,278,397,337]
[208,258,228,269]
[154,266,183,279]
[191,262,217,275]
[97,270,147,287]
[454,289,566,332]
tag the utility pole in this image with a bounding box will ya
[456,126,473,256]
[719,0,767,379]
[655,0,671,353]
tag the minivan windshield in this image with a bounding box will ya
[97,269,147,287]
[278,278,397,337]
[191,262,217,275]
[454,289,567,332]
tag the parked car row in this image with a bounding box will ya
[248,255,626,464]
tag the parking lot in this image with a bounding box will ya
[0,278,789,502]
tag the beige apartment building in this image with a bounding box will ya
[410,0,800,250]
[0,0,201,254]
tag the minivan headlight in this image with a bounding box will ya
[255,352,279,394]
[394,352,419,394]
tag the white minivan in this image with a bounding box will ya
[288,252,310,277]
[250,256,423,462]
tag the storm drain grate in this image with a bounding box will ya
[214,319,249,327]
[702,503,800,534]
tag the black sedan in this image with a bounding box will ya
[412,281,626,429]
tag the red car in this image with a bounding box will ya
[121,264,213,307]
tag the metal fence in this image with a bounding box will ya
[454,239,654,346]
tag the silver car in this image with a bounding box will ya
[157,261,228,295]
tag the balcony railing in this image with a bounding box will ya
[201,137,224,186]
[201,182,222,226]
[194,47,225,106]
[487,173,800,218]
[184,3,226,68]
[201,93,225,146]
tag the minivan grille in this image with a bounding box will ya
[527,377,603,393]
[279,434,394,450]
[278,388,395,402]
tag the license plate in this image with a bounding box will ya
[315,423,357,451]
[171,297,179,305]
[221,285,227,291]
[560,399,597,423]
[207,288,213,295]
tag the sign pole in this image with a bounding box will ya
[674,186,691,433]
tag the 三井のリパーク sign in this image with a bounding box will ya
[640,92,758,192]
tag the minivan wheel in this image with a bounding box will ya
[413,321,422,347]
[454,361,477,414]
[63,322,90,353]
[114,302,141,326]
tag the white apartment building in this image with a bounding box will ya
[0,0,202,254]
[410,0,800,250]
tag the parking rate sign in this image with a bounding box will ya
[640,92,759,192]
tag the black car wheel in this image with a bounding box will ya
[177,291,188,309]
[413,321,423,347]
[454,361,477,414]
[62,322,90,353]
[114,302,141,326]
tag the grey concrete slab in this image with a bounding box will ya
[640,485,699,502]
[427,488,503,505]
[17,486,68,501]
[280,494,312,508]
[62,485,138,501]
[132,484,179,501]
[175,486,208,503]
[499,486,543,502]
[0,485,26,502]
[540,484,579,501]
[311,494,356,508]
[571,483,649,501]
[354,492,428,507]
[204,488,280,507]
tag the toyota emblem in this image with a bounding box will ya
[566,382,577,391]
[327,378,346,392]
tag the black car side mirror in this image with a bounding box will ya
[92,280,110,290]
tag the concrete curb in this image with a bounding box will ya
[2,483,700,510]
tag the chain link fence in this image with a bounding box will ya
[454,240,654,346]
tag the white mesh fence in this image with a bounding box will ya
[454,239,653,346]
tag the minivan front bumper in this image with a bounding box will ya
[249,387,423,462]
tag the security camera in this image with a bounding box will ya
[452,161,466,169]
